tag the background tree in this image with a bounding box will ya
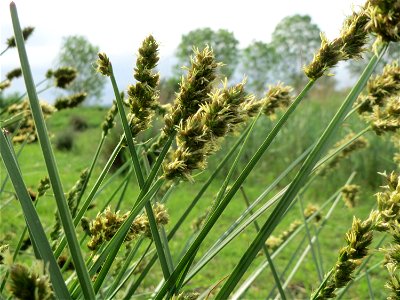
[271,15,321,91]
[240,41,278,95]
[175,28,239,79]
[55,35,106,104]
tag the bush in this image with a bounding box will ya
[69,115,88,132]
[54,130,74,151]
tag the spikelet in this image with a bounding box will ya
[365,0,400,49]
[0,80,11,91]
[163,80,252,180]
[320,133,369,175]
[304,9,369,80]
[355,61,400,114]
[8,262,53,300]
[5,68,22,81]
[37,176,50,197]
[54,92,87,110]
[261,83,294,117]
[312,171,400,299]
[101,100,118,136]
[127,35,160,137]
[265,220,302,252]
[6,99,55,144]
[46,66,78,88]
[96,52,112,77]
[50,169,88,241]
[341,184,360,208]
[6,26,34,48]
[87,203,169,251]
[149,47,220,157]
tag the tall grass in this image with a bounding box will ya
[0,1,399,299]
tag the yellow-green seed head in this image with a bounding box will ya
[365,0,400,45]
[304,11,369,80]
[37,176,50,197]
[96,52,112,76]
[355,61,400,114]
[262,83,293,117]
[8,262,53,300]
[6,26,34,48]
[101,101,118,136]
[0,80,11,91]
[49,66,78,88]
[5,68,22,81]
[54,92,87,110]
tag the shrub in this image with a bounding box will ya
[69,115,88,132]
[54,130,74,151]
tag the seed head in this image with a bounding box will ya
[304,10,369,80]
[6,26,34,48]
[96,52,112,76]
[127,35,160,137]
[0,80,11,91]
[261,83,293,117]
[8,262,53,300]
[87,204,169,250]
[37,176,50,197]
[102,100,118,136]
[5,68,22,81]
[47,66,78,88]
[341,184,360,208]
[355,61,400,114]
[164,46,220,134]
[265,220,302,252]
[365,0,400,45]
[163,80,252,181]
[54,92,87,110]
[320,133,369,174]
[304,204,322,222]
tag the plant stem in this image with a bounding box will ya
[240,186,286,300]
[9,3,95,298]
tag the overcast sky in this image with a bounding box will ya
[1,0,365,103]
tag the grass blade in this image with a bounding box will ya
[216,45,386,299]
[0,130,70,299]
[155,80,315,299]
[109,68,172,280]
[9,3,95,298]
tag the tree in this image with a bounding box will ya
[348,36,400,76]
[55,35,106,103]
[271,15,321,90]
[175,28,239,79]
[241,41,278,95]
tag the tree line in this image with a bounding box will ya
[56,14,399,103]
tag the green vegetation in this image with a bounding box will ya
[0,1,399,299]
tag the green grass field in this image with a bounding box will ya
[0,91,397,299]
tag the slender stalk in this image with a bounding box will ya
[365,269,374,300]
[0,130,70,299]
[0,134,28,196]
[75,134,106,212]
[9,3,95,298]
[109,68,171,280]
[87,135,174,281]
[298,197,323,282]
[122,126,249,298]
[240,186,286,300]
[104,238,144,298]
[216,46,385,299]
[54,138,123,258]
[155,80,315,299]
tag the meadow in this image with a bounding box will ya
[0,1,399,299]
